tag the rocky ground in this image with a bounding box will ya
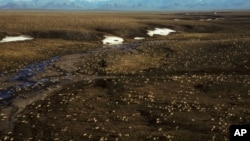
[0,12,250,141]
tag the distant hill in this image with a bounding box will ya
[0,0,250,10]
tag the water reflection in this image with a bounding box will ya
[0,56,58,105]
[13,56,58,81]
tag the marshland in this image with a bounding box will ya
[0,11,250,141]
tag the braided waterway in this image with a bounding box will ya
[0,28,178,105]
[0,27,178,135]
[0,41,140,133]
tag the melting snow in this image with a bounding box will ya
[0,35,33,43]
[134,37,145,40]
[102,36,124,45]
[147,28,176,37]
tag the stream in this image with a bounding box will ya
[0,42,138,104]
[0,56,59,104]
[0,42,140,133]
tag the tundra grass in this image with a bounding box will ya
[0,11,250,141]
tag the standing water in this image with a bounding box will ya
[0,56,58,104]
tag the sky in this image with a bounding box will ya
[0,0,249,10]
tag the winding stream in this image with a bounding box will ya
[0,42,138,104]
[0,56,59,103]
[0,27,175,134]
[0,42,140,133]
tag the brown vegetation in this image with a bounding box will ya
[0,11,250,141]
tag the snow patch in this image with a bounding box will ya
[102,36,124,45]
[147,28,176,37]
[134,37,145,40]
[0,35,33,43]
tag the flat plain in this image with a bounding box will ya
[0,11,250,141]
